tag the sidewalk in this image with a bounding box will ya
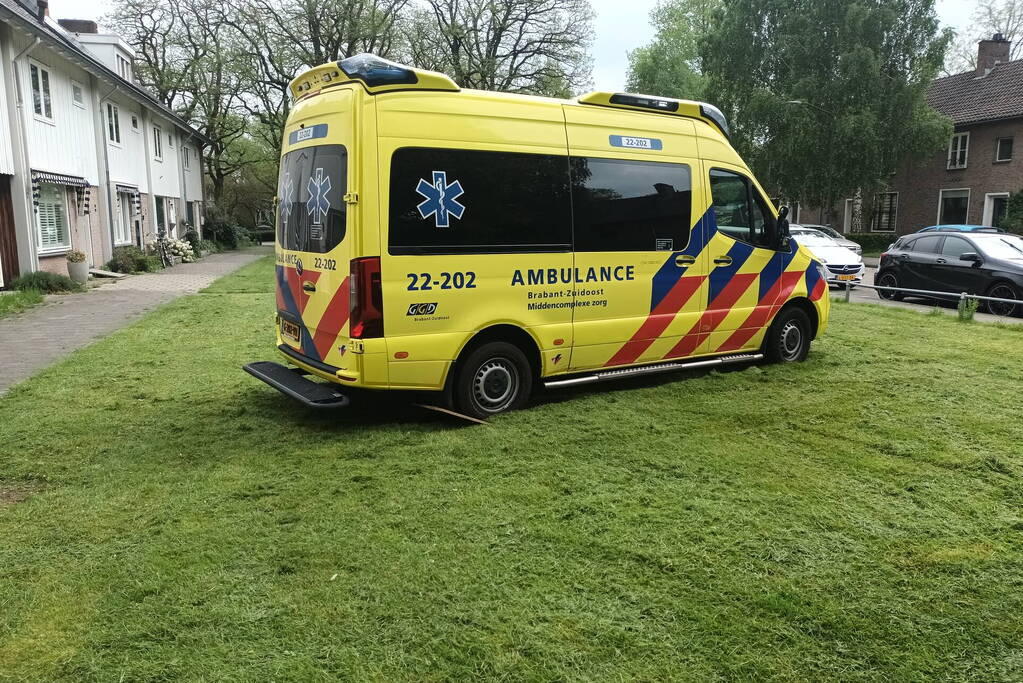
[0,247,270,394]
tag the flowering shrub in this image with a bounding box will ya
[166,238,196,263]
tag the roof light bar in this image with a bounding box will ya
[609,93,679,112]
[699,102,730,138]
[338,53,417,87]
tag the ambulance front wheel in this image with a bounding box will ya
[764,306,811,363]
[454,342,534,419]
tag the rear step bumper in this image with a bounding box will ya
[544,352,763,389]
[243,361,350,408]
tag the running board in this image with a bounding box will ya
[243,361,350,408]
[543,353,763,389]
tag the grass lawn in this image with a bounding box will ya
[0,289,44,320]
[2,255,1023,680]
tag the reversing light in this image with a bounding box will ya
[699,102,731,138]
[609,93,679,112]
[338,53,418,87]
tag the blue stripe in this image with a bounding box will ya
[758,240,800,301]
[804,260,822,296]
[708,240,754,302]
[276,266,321,361]
[649,207,713,311]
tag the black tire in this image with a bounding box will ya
[985,281,1020,317]
[453,341,533,419]
[763,306,812,363]
[876,271,903,301]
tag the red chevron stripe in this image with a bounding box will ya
[715,270,805,352]
[311,276,351,360]
[810,274,827,301]
[604,275,706,367]
[664,272,758,359]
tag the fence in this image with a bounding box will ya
[839,281,1021,317]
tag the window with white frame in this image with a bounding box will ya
[131,114,139,131]
[871,192,898,232]
[938,189,970,224]
[168,131,174,148]
[29,60,53,121]
[153,125,163,160]
[183,146,190,169]
[996,137,1013,162]
[36,183,70,251]
[116,53,132,81]
[106,103,121,144]
[71,81,85,108]
[947,132,969,169]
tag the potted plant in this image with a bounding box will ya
[66,250,89,284]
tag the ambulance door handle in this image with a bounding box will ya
[713,256,733,266]
[675,255,696,266]
[302,281,317,293]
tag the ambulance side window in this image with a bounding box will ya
[571,158,692,252]
[388,147,572,254]
[709,169,773,248]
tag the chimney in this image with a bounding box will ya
[58,19,99,34]
[36,0,48,20]
[977,33,1011,76]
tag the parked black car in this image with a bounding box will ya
[876,232,1023,316]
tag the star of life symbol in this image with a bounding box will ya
[306,168,332,225]
[416,171,465,228]
[279,172,294,224]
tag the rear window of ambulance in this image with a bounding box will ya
[277,144,347,253]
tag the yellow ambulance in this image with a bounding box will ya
[244,54,830,418]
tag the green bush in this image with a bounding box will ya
[844,233,898,253]
[999,191,1023,234]
[10,270,83,293]
[198,239,220,254]
[183,227,201,257]
[106,246,147,273]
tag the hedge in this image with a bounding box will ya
[843,233,898,252]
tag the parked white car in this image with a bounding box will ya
[790,227,865,287]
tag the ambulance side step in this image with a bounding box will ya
[243,361,350,408]
[543,353,763,389]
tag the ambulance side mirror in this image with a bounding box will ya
[775,205,791,251]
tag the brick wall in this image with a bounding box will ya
[888,119,1023,233]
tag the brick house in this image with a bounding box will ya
[801,34,1023,236]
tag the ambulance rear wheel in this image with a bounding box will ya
[764,306,811,363]
[454,342,533,419]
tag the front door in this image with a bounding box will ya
[0,176,19,287]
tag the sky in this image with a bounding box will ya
[46,0,978,91]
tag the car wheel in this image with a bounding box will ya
[454,342,533,419]
[985,282,1020,317]
[876,271,903,301]
[763,306,811,364]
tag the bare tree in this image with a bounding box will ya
[404,0,593,96]
[944,0,1023,75]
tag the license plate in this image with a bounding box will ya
[281,319,301,343]
[837,274,857,281]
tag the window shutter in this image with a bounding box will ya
[36,184,68,249]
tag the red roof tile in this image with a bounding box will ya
[927,60,1023,126]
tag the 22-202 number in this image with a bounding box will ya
[407,271,477,291]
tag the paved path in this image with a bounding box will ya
[835,266,1023,325]
[0,247,270,394]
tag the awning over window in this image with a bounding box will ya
[115,184,143,217]
[31,170,89,188]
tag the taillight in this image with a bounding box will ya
[879,252,888,263]
[349,257,384,339]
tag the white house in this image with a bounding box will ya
[0,0,207,287]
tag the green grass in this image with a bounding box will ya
[2,255,1023,680]
[0,289,44,319]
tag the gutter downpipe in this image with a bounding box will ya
[92,79,118,266]
[10,35,41,272]
[140,107,156,247]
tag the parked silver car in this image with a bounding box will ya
[793,223,862,255]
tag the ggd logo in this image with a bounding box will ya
[406,302,438,316]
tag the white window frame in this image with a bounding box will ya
[995,137,1013,162]
[28,59,54,123]
[105,102,122,146]
[70,80,85,109]
[936,188,971,224]
[167,131,174,149]
[947,132,969,169]
[36,183,71,254]
[116,53,132,82]
[983,192,1011,226]
[870,191,899,233]
[153,125,163,161]
[183,146,190,169]
[114,191,133,245]
[130,114,139,131]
